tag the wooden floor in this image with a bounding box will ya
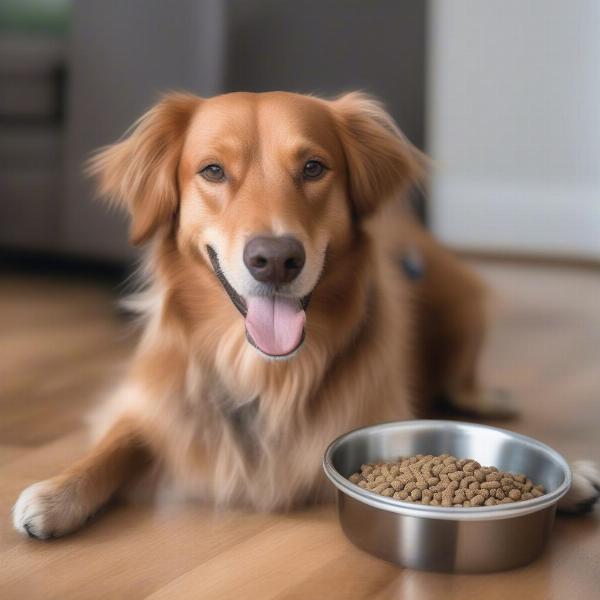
[0,260,599,600]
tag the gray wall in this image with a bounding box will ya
[226,0,426,148]
[61,0,425,261]
[63,0,226,260]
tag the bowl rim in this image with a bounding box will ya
[323,419,572,521]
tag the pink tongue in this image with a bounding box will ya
[245,296,306,356]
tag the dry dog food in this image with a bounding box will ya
[349,454,545,507]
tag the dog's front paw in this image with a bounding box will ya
[558,461,600,514]
[12,479,90,539]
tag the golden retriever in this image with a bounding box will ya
[13,91,599,538]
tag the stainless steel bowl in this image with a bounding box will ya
[323,420,571,573]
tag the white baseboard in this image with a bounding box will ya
[430,178,600,259]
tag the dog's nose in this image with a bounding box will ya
[243,236,306,284]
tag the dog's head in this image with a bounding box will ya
[89,91,422,359]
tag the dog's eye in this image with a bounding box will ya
[302,160,326,180]
[199,164,226,183]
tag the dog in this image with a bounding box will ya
[13,91,599,538]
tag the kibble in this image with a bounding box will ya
[348,454,545,508]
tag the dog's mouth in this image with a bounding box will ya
[206,246,309,358]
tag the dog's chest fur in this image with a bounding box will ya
[214,391,262,459]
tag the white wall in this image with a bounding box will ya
[427,0,600,259]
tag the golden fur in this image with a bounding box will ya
[11,91,513,538]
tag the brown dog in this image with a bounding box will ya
[13,91,599,538]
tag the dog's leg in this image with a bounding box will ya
[558,461,600,514]
[405,225,517,419]
[13,418,150,539]
[427,272,518,419]
[438,372,518,420]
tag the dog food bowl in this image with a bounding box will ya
[323,420,571,573]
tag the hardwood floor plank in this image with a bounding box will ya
[0,262,599,599]
[145,509,347,600]
[0,507,279,600]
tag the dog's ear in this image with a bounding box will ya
[331,92,425,220]
[87,92,199,245]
